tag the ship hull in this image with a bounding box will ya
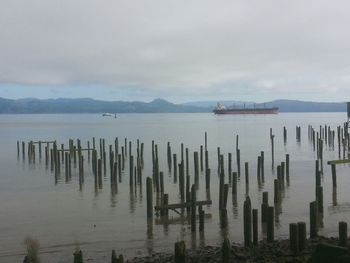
[213,107,278,115]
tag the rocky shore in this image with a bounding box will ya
[124,236,350,263]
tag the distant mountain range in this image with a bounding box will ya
[0,97,347,113]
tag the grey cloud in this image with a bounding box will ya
[1,0,350,100]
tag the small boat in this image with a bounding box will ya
[102,113,112,117]
[213,102,278,115]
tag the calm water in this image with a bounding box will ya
[1,113,350,262]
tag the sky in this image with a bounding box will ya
[0,0,350,103]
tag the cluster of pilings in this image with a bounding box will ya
[16,121,350,257]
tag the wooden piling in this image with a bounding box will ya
[223,184,229,209]
[200,145,203,172]
[160,172,164,193]
[253,209,258,246]
[146,177,153,219]
[298,222,306,251]
[286,154,289,178]
[274,179,279,203]
[243,196,252,247]
[129,156,134,187]
[245,162,249,186]
[173,154,177,181]
[261,192,268,223]
[289,223,299,254]
[174,241,186,263]
[310,201,318,238]
[73,250,83,263]
[191,184,196,232]
[236,149,241,176]
[267,206,274,243]
[98,159,102,189]
[316,186,323,215]
[331,163,337,187]
[232,172,237,195]
[339,221,347,247]
[260,151,264,181]
[185,148,189,177]
[205,168,210,190]
[222,237,231,263]
[194,151,199,187]
[228,153,232,185]
[199,206,204,232]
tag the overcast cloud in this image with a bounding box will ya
[0,0,350,102]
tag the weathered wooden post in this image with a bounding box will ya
[160,172,164,193]
[146,177,153,219]
[236,149,241,176]
[174,241,186,263]
[191,184,196,232]
[111,250,124,263]
[245,162,249,187]
[22,141,25,159]
[205,150,209,170]
[310,201,318,238]
[65,152,69,182]
[232,172,237,195]
[257,156,261,182]
[199,206,205,232]
[243,196,252,247]
[73,250,83,263]
[217,147,221,172]
[274,179,280,204]
[253,209,258,246]
[289,223,299,254]
[17,141,20,157]
[267,206,274,243]
[286,154,290,179]
[260,151,264,181]
[298,222,306,251]
[261,192,268,223]
[205,168,210,190]
[98,159,102,189]
[223,184,229,210]
[173,154,177,181]
[179,162,185,201]
[113,162,118,185]
[339,221,348,247]
[194,151,199,187]
[316,186,323,215]
[270,128,275,168]
[129,155,134,187]
[121,147,125,170]
[222,237,231,263]
[331,163,337,188]
[219,156,224,210]
[185,148,189,177]
[200,145,203,172]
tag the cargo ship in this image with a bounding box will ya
[213,102,278,115]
